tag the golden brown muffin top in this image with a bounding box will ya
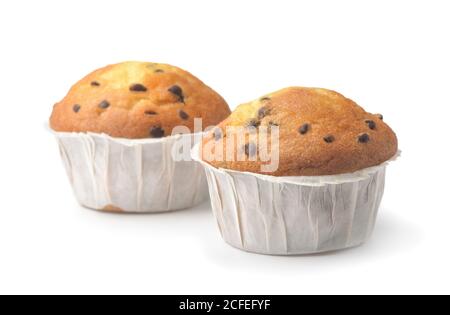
[50,62,231,139]
[202,87,398,176]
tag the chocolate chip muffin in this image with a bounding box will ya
[50,62,231,138]
[202,87,398,176]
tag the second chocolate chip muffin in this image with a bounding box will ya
[50,61,231,138]
[202,87,398,176]
[197,87,399,255]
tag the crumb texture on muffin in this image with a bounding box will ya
[202,87,398,176]
[50,62,231,139]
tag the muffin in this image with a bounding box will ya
[50,61,231,213]
[196,87,398,255]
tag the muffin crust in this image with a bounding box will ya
[202,87,398,176]
[50,62,231,139]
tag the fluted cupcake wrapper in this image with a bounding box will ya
[51,130,208,213]
[193,145,399,255]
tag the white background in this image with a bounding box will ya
[0,0,449,295]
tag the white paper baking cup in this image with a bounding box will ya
[51,129,208,213]
[192,144,399,255]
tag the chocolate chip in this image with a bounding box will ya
[98,100,110,109]
[145,110,158,115]
[246,119,261,129]
[150,126,165,138]
[155,69,164,73]
[258,107,270,120]
[130,84,148,92]
[179,110,189,120]
[323,135,335,143]
[358,133,370,143]
[376,114,384,120]
[168,85,184,103]
[244,143,257,157]
[365,120,376,130]
[260,97,271,102]
[299,123,310,135]
[91,81,100,87]
[73,104,81,113]
[213,129,223,141]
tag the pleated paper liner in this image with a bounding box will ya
[193,143,400,255]
[50,128,208,213]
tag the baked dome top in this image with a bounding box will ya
[50,61,231,139]
[202,87,398,176]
